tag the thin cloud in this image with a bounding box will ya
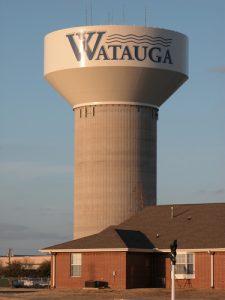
[0,161,73,180]
[0,223,28,232]
[197,188,225,196]
[210,188,225,196]
[0,223,29,240]
[209,66,225,73]
[0,222,68,241]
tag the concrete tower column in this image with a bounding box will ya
[74,103,158,238]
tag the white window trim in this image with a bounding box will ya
[175,252,195,280]
[70,253,82,277]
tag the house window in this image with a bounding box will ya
[71,253,82,277]
[175,253,195,279]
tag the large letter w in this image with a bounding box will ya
[66,31,105,61]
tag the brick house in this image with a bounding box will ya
[41,203,225,289]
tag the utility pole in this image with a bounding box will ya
[170,240,177,300]
[8,248,13,265]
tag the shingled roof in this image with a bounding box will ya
[42,203,225,252]
[118,203,225,249]
[42,226,154,251]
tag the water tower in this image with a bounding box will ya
[44,25,188,239]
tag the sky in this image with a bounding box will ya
[0,0,224,255]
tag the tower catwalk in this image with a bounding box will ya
[44,25,188,239]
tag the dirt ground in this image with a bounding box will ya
[0,288,225,300]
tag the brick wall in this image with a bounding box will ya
[53,251,126,289]
[126,252,167,288]
[126,252,151,288]
[194,252,211,288]
[165,252,225,289]
[214,252,225,289]
[51,251,225,289]
[149,253,168,288]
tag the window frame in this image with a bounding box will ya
[70,253,82,277]
[175,252,195,279]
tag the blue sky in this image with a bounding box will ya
[0,0,224,255]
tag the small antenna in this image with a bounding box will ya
[122,4,125,24]
[145,2,150,27]
[90,0,93,25]
[108,11,114,24]
[111,10,114,24]
[145,6,147,26]
[85,4,88,25]
[108,11,110,24]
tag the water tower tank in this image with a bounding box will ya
[44,25,188,239]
